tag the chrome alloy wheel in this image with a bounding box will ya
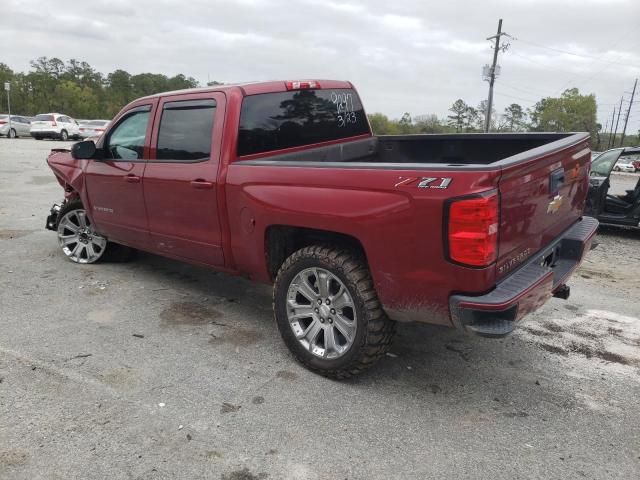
[57,209,107,263]
[286,267,357,359]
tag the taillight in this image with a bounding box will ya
[52,121,57,126]
[285,80,320,90]
[0,120,6,125]
[446,191,499,267]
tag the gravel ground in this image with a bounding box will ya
[1,139,639,480]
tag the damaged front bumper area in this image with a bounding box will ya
[45,204,61,231]
[449,216,599,338]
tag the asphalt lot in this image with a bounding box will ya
[0,138,639,480]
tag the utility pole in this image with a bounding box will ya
[607,107,616,148]
[619,78,637,147]
[483,19,509,133]
[3,82,10,137]
[611,97,623,148]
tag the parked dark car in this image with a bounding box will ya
[585,146,640,228]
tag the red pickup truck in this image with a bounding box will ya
[45,80,598,378]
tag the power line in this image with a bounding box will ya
[510,36,640,69]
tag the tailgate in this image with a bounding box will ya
[496,133,591,279]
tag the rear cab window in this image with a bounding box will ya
[34,114,54,122]
[237,88,370,157]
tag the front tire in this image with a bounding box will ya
[8,128,17,139]
[273,246,396,379]
[60,130,68,141]
[56,201,107,263]
[55,200,134,264]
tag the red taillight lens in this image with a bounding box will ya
[285,80,320,90]
[447,192,499,267]
[0,120,6,125]
[52,121,57,126]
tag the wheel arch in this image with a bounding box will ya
[265,225,368,281]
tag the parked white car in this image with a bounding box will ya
[30,113,81,141]
[613,159,636,173]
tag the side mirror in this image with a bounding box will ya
[71,140,97,159]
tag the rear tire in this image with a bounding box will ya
[273,245,396,379]
[8,128,17,139]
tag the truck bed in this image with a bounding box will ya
[236,132,581,169]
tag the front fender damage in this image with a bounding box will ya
[47,151,86,201]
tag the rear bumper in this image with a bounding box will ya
[31,130,60,137]
[449,216,599,337]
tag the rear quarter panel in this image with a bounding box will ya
[225,164,501,326]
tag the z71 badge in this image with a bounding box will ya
[395,177,452,189]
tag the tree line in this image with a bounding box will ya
[0,57,636,149]
[0,57,202,119]
[369,88,638,150]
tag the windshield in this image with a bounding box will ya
[590,150,622,176]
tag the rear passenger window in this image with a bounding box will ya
[237,88,370,156]
[156,99,216,162]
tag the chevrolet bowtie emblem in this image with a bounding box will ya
[547,194,563,214]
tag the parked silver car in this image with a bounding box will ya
[0,115,33,138]
[78,119,111,139]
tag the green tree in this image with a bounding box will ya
[398,112,413,134]
[367,113,400,135]
[414,114,448,133]
[528,88,597,144]
[464,106,479,132]
[502,103,525,131]
[447,99,468,133]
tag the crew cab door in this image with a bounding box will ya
[143,92,225,266]
[584,149,622,216]
[84,102,157,247]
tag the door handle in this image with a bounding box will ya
[190,179,214,189]
[124,174,140,183]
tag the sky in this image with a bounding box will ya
[2,0,640,133]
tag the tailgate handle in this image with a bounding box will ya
[549,168,565,194]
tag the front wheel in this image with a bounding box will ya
[273,246,396,379]
[56,201,107,263]
[8,128,17,139]
[55,200,135,264]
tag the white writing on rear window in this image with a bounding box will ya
[331,91,357,128]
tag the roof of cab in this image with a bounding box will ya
[137,79,354,100]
